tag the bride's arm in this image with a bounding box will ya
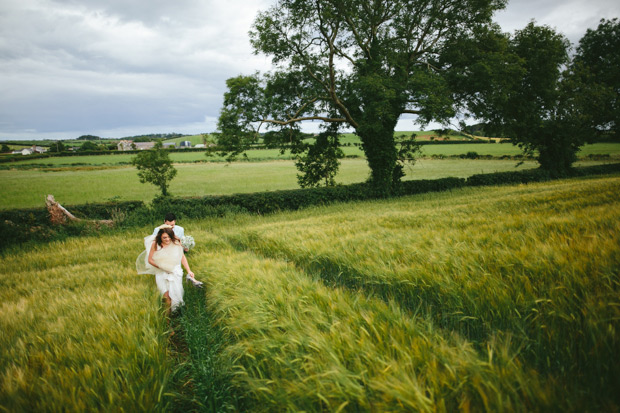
[147,242,159,268]
[181,254,194,278]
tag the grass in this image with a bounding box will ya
[3,142,619,169]
[0,158,541,210]
[162,134,207,146]
[191,243,541,411]
[3,156,618,210]
[0,231,172,412]
[1,174,618,410]
[179,174,620,410]
[339,130,494,143]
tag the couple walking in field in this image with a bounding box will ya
[136,212,201,314]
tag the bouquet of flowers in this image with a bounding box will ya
[181,235,195,251]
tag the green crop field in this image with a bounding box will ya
[2,174,618,411]
[339,130,496,143]
[2,157,617,210]
[3,142,619,169]
[0,158,571,210]
[162,134,207,146]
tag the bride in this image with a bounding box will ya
[136,225,194,314]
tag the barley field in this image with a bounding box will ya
[1,174,619,411]
[185,174,619,411]
[0,233,173,412]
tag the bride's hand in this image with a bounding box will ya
[187,271,194,278]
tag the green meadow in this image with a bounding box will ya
[1,174,619,411]
[3,142,619,169]
[1,158,546,210]
[1,141,619,210]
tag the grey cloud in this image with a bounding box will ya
[0,0,272,139]
[0,0,618,140]
[494,0,620,45]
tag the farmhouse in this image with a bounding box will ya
[179,140,192,148]
[117,140,156,151]
[13,145,47,155]
[117,140,133,151]
[135,142,155,150]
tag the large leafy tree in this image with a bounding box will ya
[131,141,177,197]
[572,18,620,139]
[218,0,506,194]
[445,22,597,172]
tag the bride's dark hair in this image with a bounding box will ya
[156,227,180,247]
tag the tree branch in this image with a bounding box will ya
[261,116,347,126]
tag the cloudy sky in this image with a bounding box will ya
[1,0,618,141]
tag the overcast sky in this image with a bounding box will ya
[1,0,618,141]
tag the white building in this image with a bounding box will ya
[117,140,156,151]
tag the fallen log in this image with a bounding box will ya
[46,195,114,227]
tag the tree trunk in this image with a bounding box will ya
[45,195,114,227]
[537,134,577,172]
[357,121,398,196]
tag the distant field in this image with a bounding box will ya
[162,134,207,146]
[3,142,619,168]
[339,130,496,143]
[2,157,615,210]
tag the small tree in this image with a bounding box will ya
[49,141,66,153]
[79,141,100,151]
[1,144,10,153]
[131,141,177,197]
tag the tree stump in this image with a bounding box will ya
[46,195,114,227]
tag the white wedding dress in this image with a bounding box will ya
[136,234,185,311]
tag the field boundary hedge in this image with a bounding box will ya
[152,162,620,217]
[2,163,619,251]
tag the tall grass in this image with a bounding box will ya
[2,175,618,411]
[0,232,173,412]
[200,174,620,410]
[187,235,549,411]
